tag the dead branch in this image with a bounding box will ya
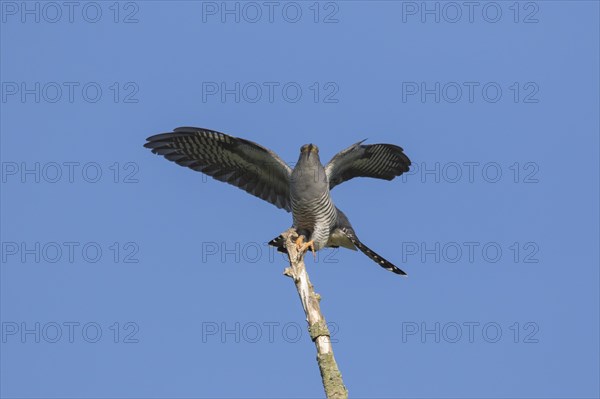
[281,228,348,399]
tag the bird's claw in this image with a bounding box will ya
[300,240,317,261]
[295,235,317,260]
[295,235,305,249]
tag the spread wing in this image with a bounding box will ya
[144,127,292,211]
[325,140,411,190]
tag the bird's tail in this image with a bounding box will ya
[268,235,288,253]
[340,227,407,276]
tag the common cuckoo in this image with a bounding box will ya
[144,127,411,275]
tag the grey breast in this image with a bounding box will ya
[290,164,337,248]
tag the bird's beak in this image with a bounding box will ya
[301,144,317,160]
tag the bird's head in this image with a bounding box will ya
[300,144,319,161]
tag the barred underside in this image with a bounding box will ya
[291,189,338,250]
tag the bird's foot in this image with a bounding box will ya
[295,235,306,250]
[300,240,317,261]
[295,235,317,260]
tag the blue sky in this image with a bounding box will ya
[1,1,599,398]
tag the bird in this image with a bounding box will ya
[144,127,411,275]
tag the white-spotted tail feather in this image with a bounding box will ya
[340,227,407,276]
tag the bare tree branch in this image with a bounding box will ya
[281,228,348,399]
